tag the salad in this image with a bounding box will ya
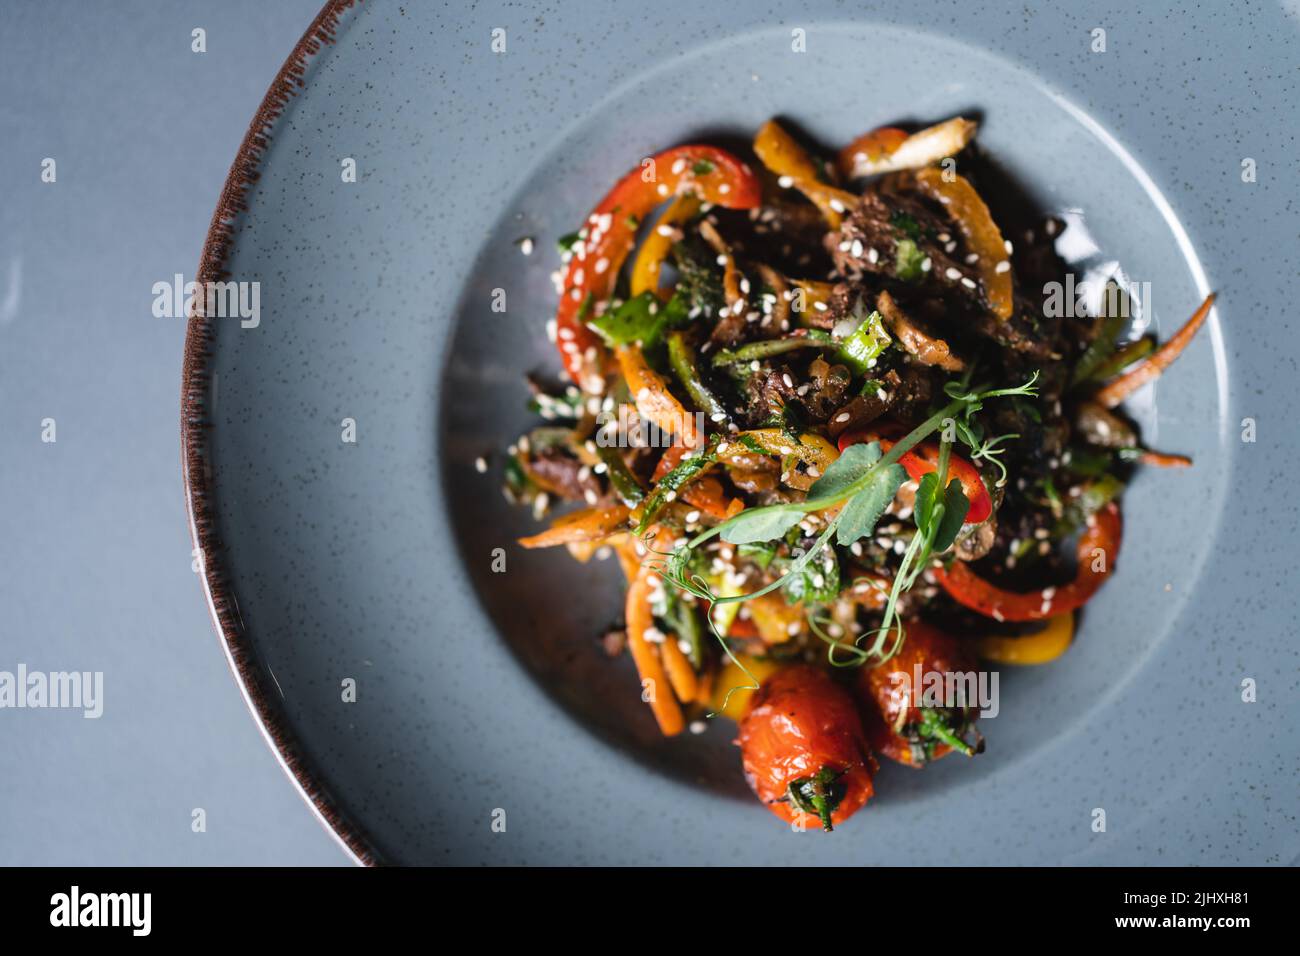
[503,115,1213,831]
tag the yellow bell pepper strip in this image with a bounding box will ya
[708,654,781,720]
[555,146,762,391]
[630,194,702,299]
[913,167,1014,321]
[1093,293,1215,410]
[975,613,1075,665]
[790,278,835,325]
[517,504,631,549]
[747,591,805,644]
[753,120,859,229]
[838,117,977,180]
[738,429,840,476]
[616,344,705,449]
[625,562,685,736]
[937,502,1122,621]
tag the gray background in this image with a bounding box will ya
[0,0,348,865]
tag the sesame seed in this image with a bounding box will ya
[995,260,1011,274]
[945,267,962,280]
[961,277,977,289]
[474,456,488,473]
[519,237,534,256]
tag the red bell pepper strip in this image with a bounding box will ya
[554,146,763,391]
[936,502,1123,622]
[838,429,993,524]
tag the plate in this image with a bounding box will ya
[184,0,1299,864]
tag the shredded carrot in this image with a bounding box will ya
[1094,293,1215,409]
[659,635,699,703]
[694,663,716,705]
[517,505,631,548]
[1138,450,1192,468]
[625,564,685,736]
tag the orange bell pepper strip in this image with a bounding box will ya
[625,563,685,736]
[555,146,762,391]
[936,503,1122,622]
[1093,293,1215,410]
[753,120,858,229]
[650,441,732,519]
[838,429,992,524]
[517,504,631,549]
[913,167,1013,321]
[617,344,705,450]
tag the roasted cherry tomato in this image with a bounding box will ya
[936,502,1122,622]
[838,429,993,524]
[554,146,762,391]
[738,666,876,831]
[855,619,983,768]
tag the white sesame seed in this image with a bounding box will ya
[995,260,1011,274]
[961,276,977,289]
[519,237,534,256]
[474,456,488,473]
[945,267,962,280]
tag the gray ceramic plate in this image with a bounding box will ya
[184,0,1300,865]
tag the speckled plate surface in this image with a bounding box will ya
[184,0,1299,865]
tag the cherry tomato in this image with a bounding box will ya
[738,666,876,830]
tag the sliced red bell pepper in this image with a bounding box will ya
[838,429,993,524]
[554,146,763,391]
[935,502,1123,622]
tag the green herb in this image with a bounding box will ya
[556,231,582,255]
[890,209,922,240]
[691,159,716,176]
[671,238,724,315]
[895,238,926,282]
[837,308,891,374]
[648,372,1039,670]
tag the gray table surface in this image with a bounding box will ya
[0,0,349,865]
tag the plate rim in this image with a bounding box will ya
[180,0,377,867]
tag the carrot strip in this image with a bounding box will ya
[1138,450,1192,468]
[625,565,685,736]
[517,505,630,548]
[659,635,699,703]
[1093,293,1215,409]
